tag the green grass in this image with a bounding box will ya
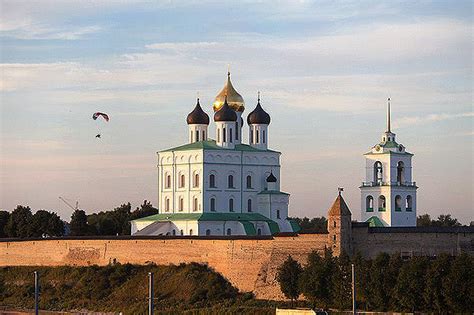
[0,263,285,314]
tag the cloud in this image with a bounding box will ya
[394,112,474,128]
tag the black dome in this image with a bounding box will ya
[247,99,270,125]
[214,98,237,122]
[266,172,277,183]
[187,99,210,125]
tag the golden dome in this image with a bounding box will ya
[212,72,245,112]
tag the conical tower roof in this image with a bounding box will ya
[213,71,245,112]
[328,192,352,216]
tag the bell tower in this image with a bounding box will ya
[360,98,418,227]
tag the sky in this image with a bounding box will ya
[0,0,472,223]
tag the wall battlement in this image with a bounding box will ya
[1,227,473,300]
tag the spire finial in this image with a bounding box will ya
[227,64,230,77]
[387,97,391,133]
[338,187,344,196]
[257,91,261,103]
[197,91,200,103]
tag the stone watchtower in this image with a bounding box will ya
[327,188,352,256]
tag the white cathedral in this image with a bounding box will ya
[360,99,418,227]
[131,72,299,236]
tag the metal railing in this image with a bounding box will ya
[361,181,416,187]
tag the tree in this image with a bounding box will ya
[433,214,461,227]
[367,252,391,311]
[300,249,334,309]
[130,200,158,221]
[70,210,89,236]
[277,255,303,304]
[289,216,327,233]
[5,205,33,237]
[331,251,352,310]
[417,214,431,226]
[423,253,451,312]
[0,210,10,238]
[29,210,64,237]
[442,253,474,312]
[394,256,428,312]
[111,203,131,235]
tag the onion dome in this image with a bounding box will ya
[213,72,245,112]
[247,95,271,125]
[214,97,237,122]
[266,171,277,183]
[187,98,210,125]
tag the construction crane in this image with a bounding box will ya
[58,197,79,211]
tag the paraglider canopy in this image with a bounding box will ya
[92,112,109,122]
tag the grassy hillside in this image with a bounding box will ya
[0,263,277,314]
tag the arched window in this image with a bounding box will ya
[246,175,252,189]
[193,173,199,188]
[395,195,402,211]
[202,130,205,141]
[378,195,386,211]
[366,196,374,212]
[179,174,185,188]
[209,174,216,188]
[263,130,266,144]
[172,230,176,236]
[226,228,232,236]
[229,198,234,212]
[257,228,262,235]
[229,128,233,143]
[195,130,199,142]
[210,198,216,212]
[165,198,170,212]
[165,174,171,189]
[179,197,184,212]
[193,197,198,212]
[228,175,234,188]
[374,161,383,184]
[397,161,405,184]
[256,130,260,144]
[250,129,253,144]
[406,195,413,211]
[189,229,193,236]
[223,127,226,142]
[206,229,211,236]
[276,210,281,219]
[180,229,184,236]
[247,199,252,212]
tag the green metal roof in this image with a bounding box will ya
[257,190,290,195]
[288,219,301,233]
[366,216,385,227]
[267,221,280,234]
[241,221,257,235]
[160,140,279,153]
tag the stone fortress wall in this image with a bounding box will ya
[1,226,472,300]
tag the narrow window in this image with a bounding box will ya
[250,130,253,144]
[257,228,262,235]
[195,130,199,142]
[228,175,234,188]
[166,175,171,189]
[263,130,266,144]
[193,173,199,187]
[217,129,220,142]
[193,198,198,212]
[235,122,239,140]
[406,195,413,211]
[179,174,185,188]
[247,199,252,212]
[202,130,205,141]
[227,228,232,236]
[189,229,193,236]
[229,198,234,212]
[229,128,233,143]
[256,130,259,144]
[397,161,405,184]
[276,209,280,219]
[172,230,176,236]
[246,175,252,189]
[395,195,402,211]
[190,131,193,142]
[223,127,226,142]
[165,198,170,212]
[209,174,215,188]
[210,198,216,212]
[180,229,184,236]
[378,195,386,211]
[206,229,211,236]
[179,197,183,211]
[366,196,374,212]
[374,161,383,184]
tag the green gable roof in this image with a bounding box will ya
[288,219,301,233]
[160,140,279,153]
[366,216,385,227]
